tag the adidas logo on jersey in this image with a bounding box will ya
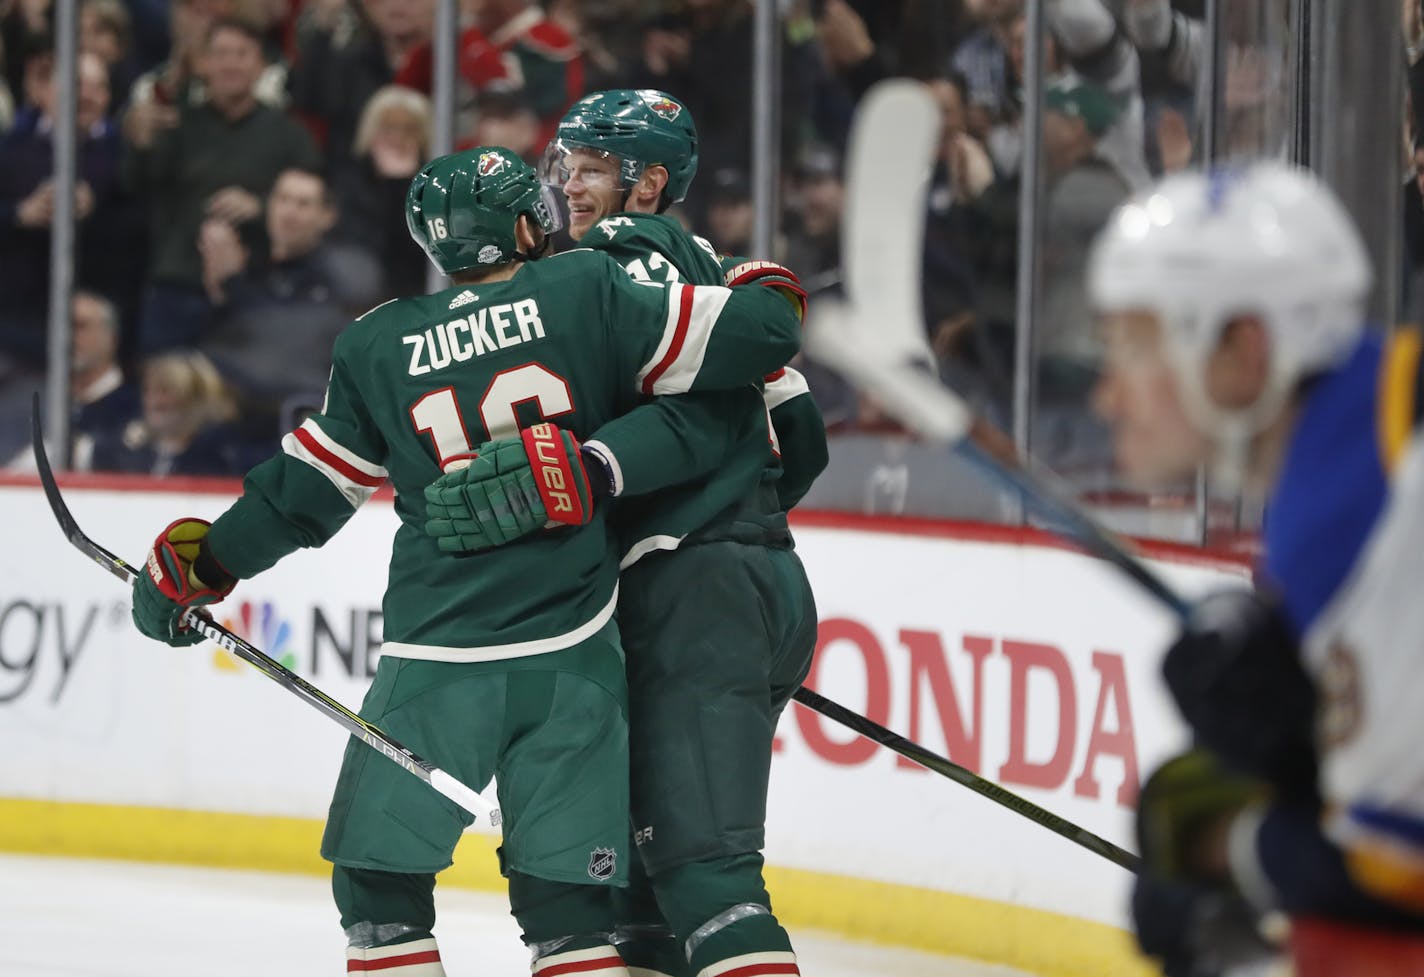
[449,290,478,310]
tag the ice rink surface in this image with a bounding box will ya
[0,854,1034,977]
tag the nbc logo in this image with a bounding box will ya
[212,600,297,673]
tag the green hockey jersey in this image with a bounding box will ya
[202,248,800,661]
[574,213,828,566]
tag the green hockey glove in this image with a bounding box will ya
[1136,749,1265,883]
[424,423,595,554]
[1132,750,1280,977]
[131,518,237,646]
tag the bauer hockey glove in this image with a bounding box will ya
[131,518,237,646]
[724,259,809,321]
[424,423,600,554]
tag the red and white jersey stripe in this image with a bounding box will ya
[637,283,733,396]
[282,418,388,508]
[531,943,630,977]
[345,936,445,974]
[763,366,810,411]
[696,951,799,977]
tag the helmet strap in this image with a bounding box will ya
[1166,312,1294,496]
[515,228,552,263]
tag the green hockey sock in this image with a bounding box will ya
[651,854,797,976]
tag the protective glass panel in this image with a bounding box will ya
[1020,0,1297,544]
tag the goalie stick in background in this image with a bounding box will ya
[1088,162,1424,976]
[126,147,803,977]
[805,78,1191,615]
[423,89,826,977]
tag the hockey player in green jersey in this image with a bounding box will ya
[423,91,827,977]
[126,146,804,977]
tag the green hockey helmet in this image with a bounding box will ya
[406,146,562,275]
[540,89,699,205]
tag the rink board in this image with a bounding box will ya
[0,479,1249,975]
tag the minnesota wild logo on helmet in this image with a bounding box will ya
[477,150,508,177]
[542,89,699,204]
[406,146,561,274]
[646,96,681,121]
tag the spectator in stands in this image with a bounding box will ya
[288,0,432,182]
[121,0,171,77]
[543,0,639,93]
[782,142,843,283]
[628,0,814,225]
[1,288,141,471]
[950,0,1022,148]
[124,0,287,128]
[815,0,884,103]
[1123,0,1292,163]
[199,166,380,426]
[1039,76,1131,359]
[330,83,431,302]
[1,0,50,100]
[79,0,139,102]
[87,349,258,476]
[923,72,994,387]
[704,166,753,256]
[0,47,131,377]
[1047,0,1149,190]
[1032,75,1126,470]
[464,88,540,161]
[122,16,320,353]
[781,143,860,433]
[396,0,584,147]
[70,288,140,451]
[962,74,1129,446]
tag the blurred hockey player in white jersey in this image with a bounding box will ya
[1088,160,1424,976]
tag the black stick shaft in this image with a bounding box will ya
[791,686,1141,873]
[29,395,498,827]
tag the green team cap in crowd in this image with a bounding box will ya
[1044,76,1122,137]
[406,146,561,275]
[545,89,700,203]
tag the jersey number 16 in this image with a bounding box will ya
[410,363,574,469]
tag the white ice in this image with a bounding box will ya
[0,853,1033,976]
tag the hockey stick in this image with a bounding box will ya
[791,686,1140,873]
[30,396,501,829]
[802,80,1191,621]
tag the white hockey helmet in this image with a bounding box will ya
[1087,161,1371,476]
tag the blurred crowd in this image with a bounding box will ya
[0,0,1414,513]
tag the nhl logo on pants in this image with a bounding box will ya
[587,847,617,881]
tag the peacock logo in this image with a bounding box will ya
[211,600,297,673]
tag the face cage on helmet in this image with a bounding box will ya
[528,184,564,237]
[538,138,646,193]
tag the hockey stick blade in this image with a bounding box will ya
[792,686,1141,873]
[29,394,501,828]
[841,79,940,369]
[805,298,973,443]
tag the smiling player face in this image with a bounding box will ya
[559,149,626,240]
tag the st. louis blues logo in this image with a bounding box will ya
[587,846,617,881]
[477,151,507,177]
[213,600,296,672]
[644,95,681,121]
